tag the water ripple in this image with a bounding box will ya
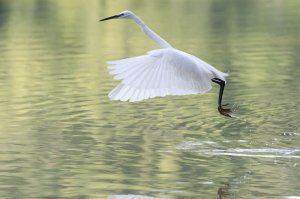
[108,195,170,199]
[196,148,300,159]
[178,141,300,159]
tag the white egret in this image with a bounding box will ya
[100,10,231,117]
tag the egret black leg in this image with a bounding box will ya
[212,78,231,117]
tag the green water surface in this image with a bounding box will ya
[0,0,299,198]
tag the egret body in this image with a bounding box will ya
[100,10,231,117]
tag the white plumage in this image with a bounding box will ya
[108,48,228,102]
[100,10,229,107]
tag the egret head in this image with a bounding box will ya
[100,10,134,21]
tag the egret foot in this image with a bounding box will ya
[218,104,232,117]
[212,78,232,117]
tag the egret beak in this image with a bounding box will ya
[100,13,124,21]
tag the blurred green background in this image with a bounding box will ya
[0,0,299,198]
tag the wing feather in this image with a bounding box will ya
[107,48,227,102]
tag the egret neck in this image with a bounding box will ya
[129,14,172,49]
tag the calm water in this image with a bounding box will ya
[0,0,300,199]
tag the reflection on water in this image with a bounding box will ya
[0,0,300,199]
[217,183,230,199]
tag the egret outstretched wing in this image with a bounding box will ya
[108,48,215,102]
